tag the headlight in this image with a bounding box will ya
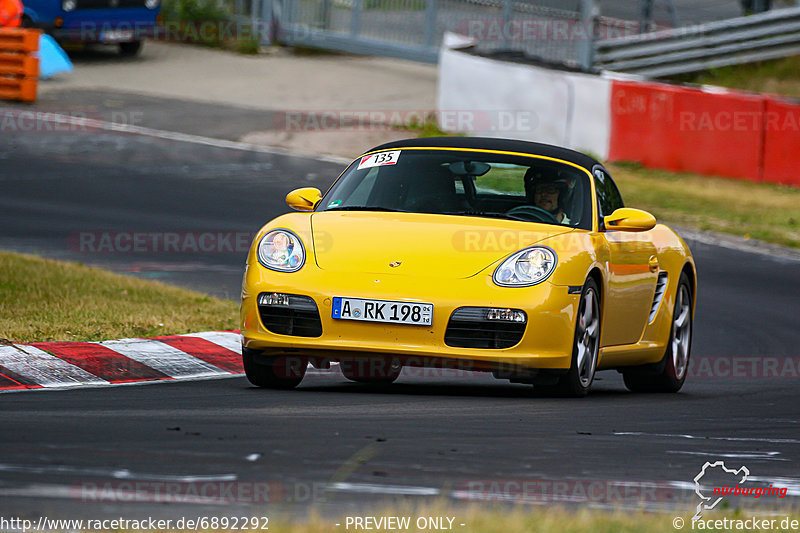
[256,229,305,272]
[62,0,76,11]
[493,246,557,287]
[145,0,159,9]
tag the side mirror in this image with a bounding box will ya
[286,187,322,211]
[604,208,656,232]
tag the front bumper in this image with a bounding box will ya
[241,263,580,371]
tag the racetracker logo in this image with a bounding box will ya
[69,231,254,254]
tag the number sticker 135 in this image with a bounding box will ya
[357,150,401,170]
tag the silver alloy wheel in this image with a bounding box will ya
[672,284,692,380]
[576,287,600,387]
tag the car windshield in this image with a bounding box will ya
[317,149,593,230]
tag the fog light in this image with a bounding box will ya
[258,293,289,306]
[486,308,526,323]
[54,17,64,27]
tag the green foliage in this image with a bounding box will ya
[672,55,800,98]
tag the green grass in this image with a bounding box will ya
[609,162,800,247]
[160,504,798,533]
[0,251,237,343]
[672,55,800,98]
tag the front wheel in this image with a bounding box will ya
[119,41,142,56]
[243,348,307,389]
[623,272,693,393]
[537,277,600,397]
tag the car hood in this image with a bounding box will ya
[310,211,574,278]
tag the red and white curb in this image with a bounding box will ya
[0,331,243,392]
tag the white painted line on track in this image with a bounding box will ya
[328,482,440,496]
[615,431,800,444]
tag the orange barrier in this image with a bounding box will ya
[0,27,40,103]
[762,98,800,187]
[609,80,765,182]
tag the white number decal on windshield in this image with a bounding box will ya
[357,150,401,170]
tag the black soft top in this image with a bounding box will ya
[367,137,600,172]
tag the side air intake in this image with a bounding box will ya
[649,272,669,323]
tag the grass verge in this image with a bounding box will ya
[0,251,237,343]
[195,504,798,533]
[672,55,800,99]
[608,162,800,248]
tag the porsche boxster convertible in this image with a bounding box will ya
[240,137,696,396]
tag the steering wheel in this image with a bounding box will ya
[505,205,561,224]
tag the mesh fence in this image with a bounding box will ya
[250,0,776,66]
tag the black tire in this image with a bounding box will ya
[623,271,693,393]
[340,358,401,384]
[242,348,306,389]
[537,277,601,397]
[119,41,142,57]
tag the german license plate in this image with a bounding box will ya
[101,30,135,43]
[332,297,433,326]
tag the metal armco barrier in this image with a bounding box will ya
[0,28,41,103]
[595,6,800,77]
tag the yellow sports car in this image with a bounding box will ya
[240,137,696,396]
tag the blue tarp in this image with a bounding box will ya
[37,34,73,79]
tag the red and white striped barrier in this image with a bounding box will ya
[438,33,800,187]
[0,331,243,392]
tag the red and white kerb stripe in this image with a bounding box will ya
[0,331,243,392]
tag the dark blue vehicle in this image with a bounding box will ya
[22,0,160,55]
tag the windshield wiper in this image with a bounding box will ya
[441,211,517,220]
[325,206,407,213]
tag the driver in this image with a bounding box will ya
[525,169,572,224]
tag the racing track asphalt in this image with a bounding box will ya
[1,93,799,521]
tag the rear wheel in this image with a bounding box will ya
[340,358,402,384]
[242,348,306,389]
[623,272,692,393]
[537,277,600,397]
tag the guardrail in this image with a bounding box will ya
[0,28,40,103]
[594,6,800,77]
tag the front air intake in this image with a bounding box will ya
[257,293,322,337]
[444,307,527,349]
